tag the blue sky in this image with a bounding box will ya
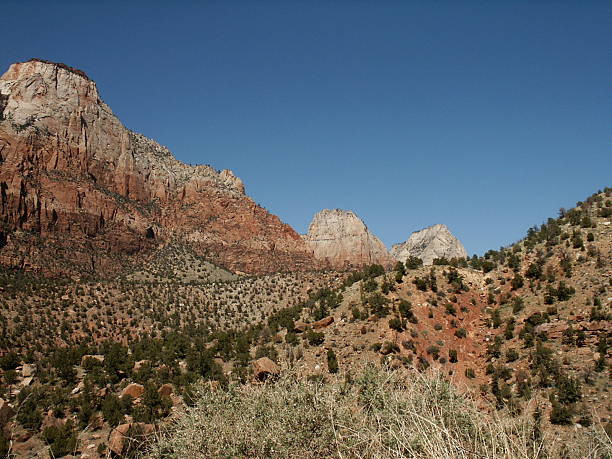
[2,1,610,255]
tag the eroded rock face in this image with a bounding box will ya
[391,224,467,265]
[303,209,394,269]
[0,59,315,275]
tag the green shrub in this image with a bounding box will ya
[42,420,78,457]
[405,256,423,269]
[0,351,20,370]
[306,330,325,346]
[550,401,574,425]
[327,349,338,374]
[388,317,405,332]
[506,349,519,362]
[455,328,467,339]
[426,345,440,360]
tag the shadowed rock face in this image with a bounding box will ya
[0,59,316,276]
[391,224,467,265]
[303,209,395,269]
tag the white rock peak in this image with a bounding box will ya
[303,209,394,269]
[391,224,467,265]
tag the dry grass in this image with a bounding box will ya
[143,365,611,458]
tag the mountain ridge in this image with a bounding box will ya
[0,59,316,276]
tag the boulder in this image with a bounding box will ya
[312,316,334,329]
[108,422,155,456]
[42,411,65,430]
[580,320,610,333]
[158,383,173,397]
[21,363,35,377]
[252,357,280,382]
[120,383,144,400]
[71,381,85,395]
[294,321,309,333]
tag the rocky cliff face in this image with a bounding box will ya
[303,209,394,269]
[390,224,467,265]
[0,59,315,276]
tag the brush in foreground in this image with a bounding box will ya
[144,365,611,458]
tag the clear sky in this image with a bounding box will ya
[2,1,610,255]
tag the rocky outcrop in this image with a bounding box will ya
[391,224,467,265]
[0,59,315,276]
[303,209,394,269]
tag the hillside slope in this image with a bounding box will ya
[0,189,609,458]
[290,189,611,431]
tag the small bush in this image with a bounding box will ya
[305,330,325,346]
[327,349,339,374]
[455,328,467,339]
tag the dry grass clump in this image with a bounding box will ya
[144,366,611,459]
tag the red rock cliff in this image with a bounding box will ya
[0,59,315,275]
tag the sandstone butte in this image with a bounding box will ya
[303,209,396,270]
[0,59,317,276]
[390,223,468,265]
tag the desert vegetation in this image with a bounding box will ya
[0,189,610,458]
